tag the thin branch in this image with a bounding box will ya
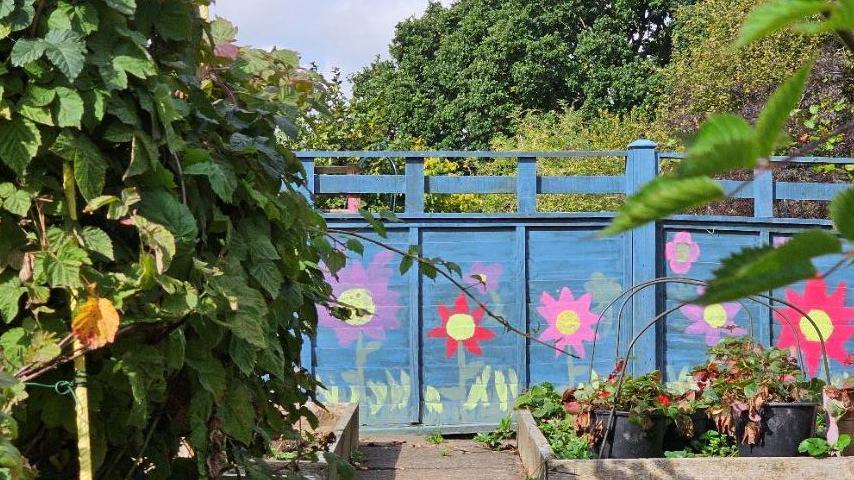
[123,411,163,480]
[326,228,581,359]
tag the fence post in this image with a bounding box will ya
[405,156,425,213]
[300,158,315,206]
[626,139,659,374]
[754,169,774,218]
[517,157,537,213]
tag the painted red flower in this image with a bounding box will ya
[774,277,854,376]
[429,294,495,358]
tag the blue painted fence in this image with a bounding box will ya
[297,141,854,431]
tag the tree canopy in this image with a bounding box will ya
[349,0,687,149]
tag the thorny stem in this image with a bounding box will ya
[326,228,582,359]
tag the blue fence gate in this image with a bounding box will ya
[297,140,854,431]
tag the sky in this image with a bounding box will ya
[211,0,452,91]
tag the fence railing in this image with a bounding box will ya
[296,139,854,218]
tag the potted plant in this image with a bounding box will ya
[691,337,823,457]
[566,362,684,458]
[823,378,853,457]
[662,384,711,452]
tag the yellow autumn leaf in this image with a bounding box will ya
[72,297,120,349]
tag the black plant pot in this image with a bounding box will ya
[595,410,666,459]
[663,411,709,452]
[736,402,817,457]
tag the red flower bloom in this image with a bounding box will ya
[429,294,495,358]
[774,277,854,376]
[657,394,671,407]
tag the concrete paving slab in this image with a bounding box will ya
[356,435,524,480]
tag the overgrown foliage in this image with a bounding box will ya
[0,2,346,478]
[604,0,854,305]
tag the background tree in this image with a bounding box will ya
[349,0,687,149]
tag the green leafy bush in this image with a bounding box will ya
[0,3,342,478]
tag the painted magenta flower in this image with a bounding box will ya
[680,302,745,346]
[430,293,495,358]
[665,231,700,274]
[319,251,401,346]
[537,288,598,357]
[466,262,503,294]
[774,277,854,376]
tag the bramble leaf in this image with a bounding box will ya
[50,131,108,201]
[831,187,854,242]
[2,189,30,216]
[10,38,47,66]
[184,160,238,203]
[737,0,830,47]
[72,296,120,349]
[54,87,85,128]
[603,176,726,235]
[80,226,114,261]
[679,114,756,177]
[755,61,813,157]
[0,117,41,174]
[43,29,87,81]
[696,230,842,304]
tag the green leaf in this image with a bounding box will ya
[249,261,283,298]
[221,384,253,444]
[602,177,726,235]
[138,189,198,247]
[831,187,854,242]
[154,1,191,41]
[50,131,108,201]
[54,87,85,128]
[43,29,87,81]
[679,114,757,177]
[755,61,813,157]
[133,215,176,274]
[737,0,830,47]
[104,0,135,15]
[80,226,114,261]
[2,189,30,216]
[112,45,156,79]
[22,85,57,107]
[345,239,364,255]
[696,230,842,305]
[399,246,418,275]
[0,275,25,323]
[186,347,227,402]
[0,0,14,20]
[358,208,387,238]
[229,336,257,376]
[10,38,47,66]
[0,117,41,174]
[18,102,54,126]
[183,161,237,203]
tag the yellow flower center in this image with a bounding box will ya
[556,310,581,335]
[446,313,476,341]
[798,309,834,342]
[675,243,692,262]
[703,304,728,328]
[338,288,376,326]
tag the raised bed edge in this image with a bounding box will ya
[515,408,854,480]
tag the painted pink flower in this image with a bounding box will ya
[319,251,401,346]
[773,236,791,248]
[680,301,745,346]
[665,231,700,274]
[466,262,503,294]
[774,277,854,377]
[537,288,598,357]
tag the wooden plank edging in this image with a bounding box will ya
[515,409,854,480]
